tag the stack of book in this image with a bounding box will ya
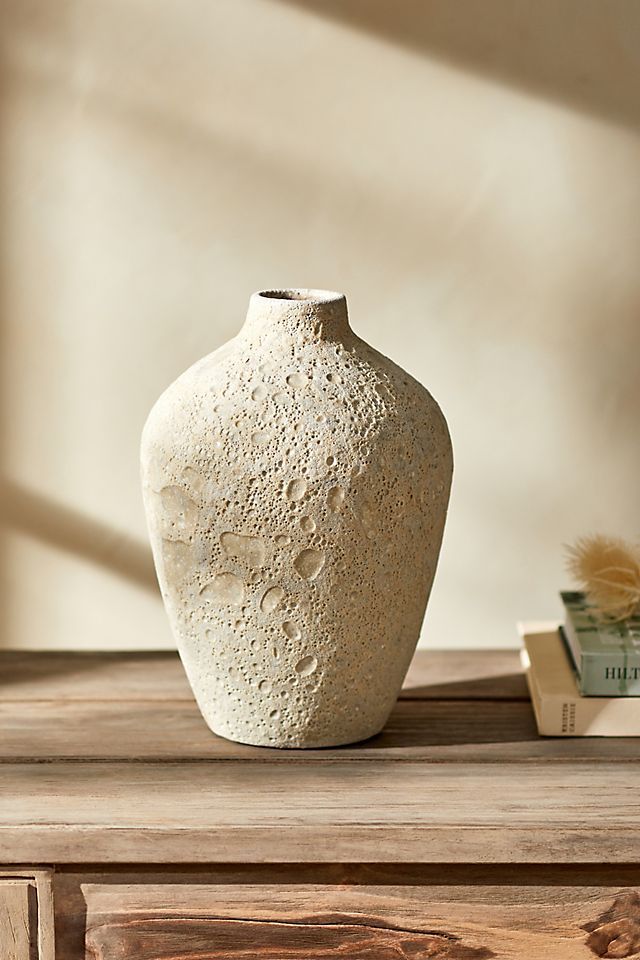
[519,591,640,736]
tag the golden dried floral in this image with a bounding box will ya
[565,534,640,622]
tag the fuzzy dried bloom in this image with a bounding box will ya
[565,534,640,622]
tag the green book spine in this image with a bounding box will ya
[561,591,640,696]
[579,654,640,696]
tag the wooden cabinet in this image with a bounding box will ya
[52,866,640,960]
[0,871,53,960]
[1,644,639,958]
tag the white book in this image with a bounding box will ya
[518,622,640,736]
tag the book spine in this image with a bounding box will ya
[580,654,640,696]
[560,595,640,695]
[566,699,640,736]
[538,696,578,736]
[522,664,579,736]
[535,692,640,736]
[559,620,583,678]
[535,689,640,737]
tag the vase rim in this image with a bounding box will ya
[255,288,345,305]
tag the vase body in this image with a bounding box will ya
[141,290,453,747]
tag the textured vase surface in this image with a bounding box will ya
[141,289,453,747]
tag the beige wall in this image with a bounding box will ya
[1,0,639,650]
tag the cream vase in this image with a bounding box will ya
[141,289,453,747]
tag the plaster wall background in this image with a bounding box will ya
[1,0,639,649]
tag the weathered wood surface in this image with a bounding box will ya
[0,648,535,765]
[1,644,639,865]
[2,698,640,762]
[2,644,636,763]
[0,870,54,960]
[0,649,528,702]
[0,648,540,765]
[2,760,640,864]
[0,880,33,960]
[53,867,640,960]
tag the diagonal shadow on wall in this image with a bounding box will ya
[0,480,159,594]
[280,0,640,133]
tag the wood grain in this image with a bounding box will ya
[0,649,527,702]
[3,646,640,958]
[3,642,626,767]
[53,868,640,960]
[3,698,640,762]
[0,880,34,960]
[0,870,54,960]
[2,760,640,864]
[34,872,54,960]
[1,644,638,873]
[0,652,193,703]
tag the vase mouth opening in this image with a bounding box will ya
[257,288,345,305]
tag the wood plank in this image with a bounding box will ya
[53,868,640,960]
[0,652,193,703]
[34,873,54,960]
[0,880,34,960]
[0,871,54,960]
[1,760,639,864]
[401,649,527,700]
[0,649,527,702]
[1,698,639,762]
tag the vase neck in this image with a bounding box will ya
[242,289,351,343]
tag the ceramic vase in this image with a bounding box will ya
[141,289,453,747]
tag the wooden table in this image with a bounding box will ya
[1,642,639,959]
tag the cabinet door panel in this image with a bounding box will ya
[0,871,53,960]
[54,866,640,960]
[0,880,35,960]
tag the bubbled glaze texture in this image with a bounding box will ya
[141,292,452,747]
